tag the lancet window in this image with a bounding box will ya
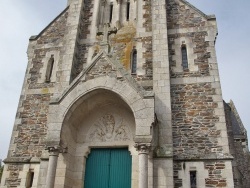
[181,45,188,69]
[126,1,130,21]
[190,171,197,188]
[109,3,113,23]
[131,49,137,74]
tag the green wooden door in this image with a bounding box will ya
[84,148,132,188]
[84,149,110,188]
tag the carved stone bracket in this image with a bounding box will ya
[134,143,151,155]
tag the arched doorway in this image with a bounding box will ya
[60,89,136,187]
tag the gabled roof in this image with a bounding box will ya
[180,0,216,20]
[228,100,247,137]
[29,6,69,41]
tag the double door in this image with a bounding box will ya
[84,148,132,188]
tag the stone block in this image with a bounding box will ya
[136,126,151,136]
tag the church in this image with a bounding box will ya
[1,0,250,187]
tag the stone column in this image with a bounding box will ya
[135,143,150,188]
[45,146,60,188]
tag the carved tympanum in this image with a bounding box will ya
[88,114,131,142]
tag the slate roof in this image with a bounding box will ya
[224,100,247,138]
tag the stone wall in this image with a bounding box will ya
[4,165,22,187]
[233,141,250,187]
[14,94,51,157]
[11,8,69,157]
[167,0,234,187]
[205,161,227,187]
[2,7,69,187]
[90,0,153,90]
[171,83,221,159]
[2,0,244,187]
[135,36,153,89]
[173,162,183,188]
[224,101,250,187]
[167,0,213,78]
[135,0,153,89]
[37,9,68,45]
[167,0,228,158]
[173,161,232,188]
[168,32,210,78]
[167,0,206,29]
[79,0,93,41]
[70,0,94,81]
[86,56,117,81]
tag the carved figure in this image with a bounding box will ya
[45,55,54,82]
[88,114,131,142]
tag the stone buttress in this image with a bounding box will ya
[167,0,234,187]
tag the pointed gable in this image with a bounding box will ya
[229,100,247,137]
[167,0,215,30]
[52,51,152,104]
[85,54,117,81]
[30,6,69,44]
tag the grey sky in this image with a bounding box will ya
[0,0,249,161]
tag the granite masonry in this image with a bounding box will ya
[1,0,250,188]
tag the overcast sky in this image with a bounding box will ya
[0,1,249,161]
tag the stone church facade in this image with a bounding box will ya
[1,0,250,187]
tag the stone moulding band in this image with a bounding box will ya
[3,157,32,164]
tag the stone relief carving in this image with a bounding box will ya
[88,114,132,142]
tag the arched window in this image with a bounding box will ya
[45,55,54,82]
[190,171,197,188]
[26,170,34,188]
[126,1,130,21]
[131,49,137,74]
[109,3,113,23]
[181,45,188,69]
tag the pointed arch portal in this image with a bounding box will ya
[59,88,136,187]
[45,76,154,188]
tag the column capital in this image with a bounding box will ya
[116,0,122,4]
[134,143,151,154]
[47,145,67,156]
